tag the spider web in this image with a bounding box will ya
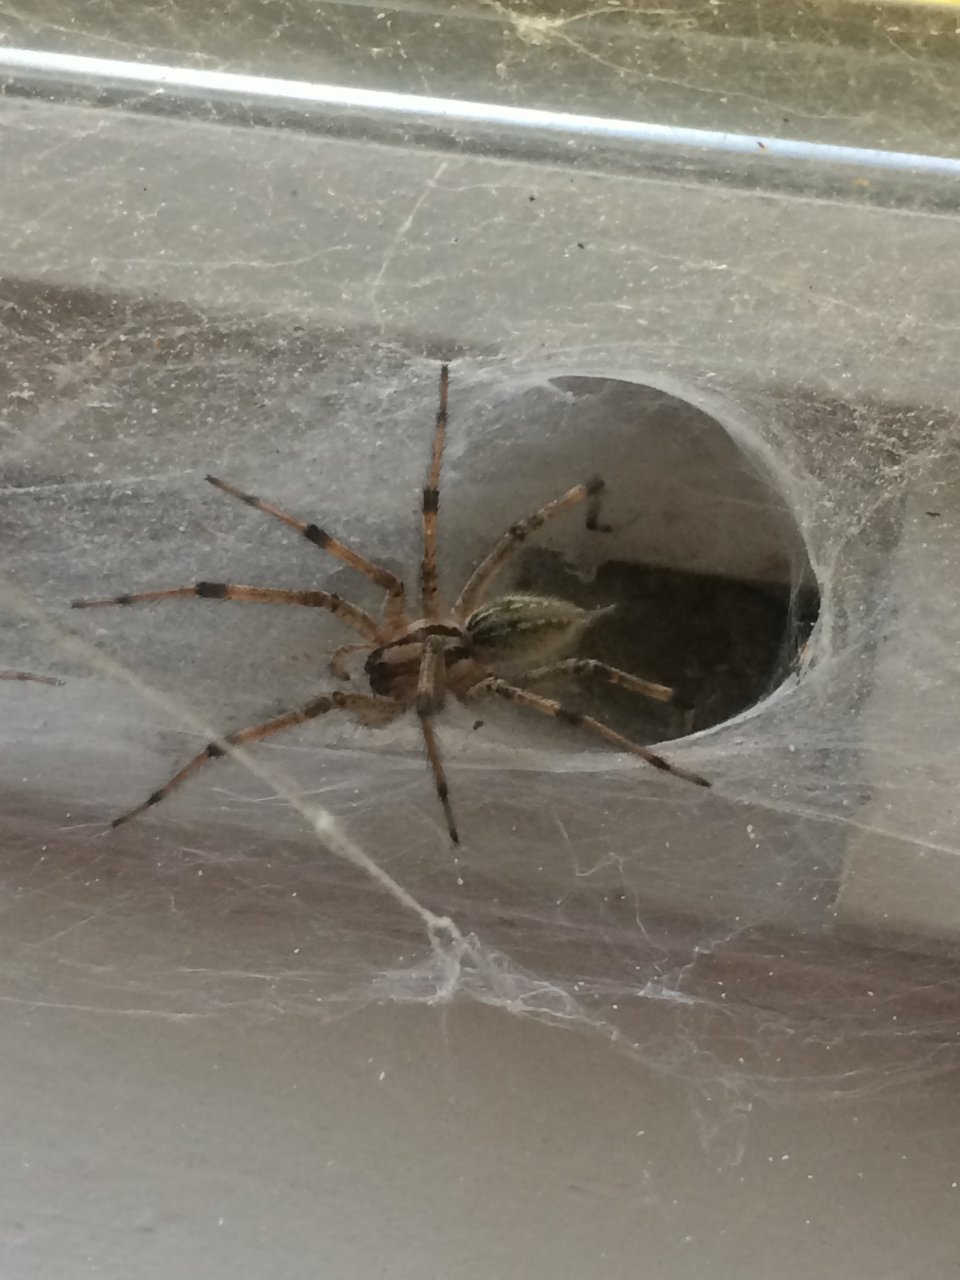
[2,91,960,1177]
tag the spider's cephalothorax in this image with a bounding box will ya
[363,620,480,702]
[72,363,709,842]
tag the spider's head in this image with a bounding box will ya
[363,621,475,699]
[465,594,615,674]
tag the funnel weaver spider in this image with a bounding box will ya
[73,364,709,841]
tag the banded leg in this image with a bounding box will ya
[454,477,608,619]
[419,363,448,618]
[205,474,407,629]
[0,671,62,686]
[520,658,674,705]
[111,690,399,827]
[469,677,711,789]
[415,634,459,844]
[71,582,380,642]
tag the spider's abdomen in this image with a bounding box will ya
[465,594,611,672]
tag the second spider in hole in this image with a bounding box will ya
[73,363,709,843]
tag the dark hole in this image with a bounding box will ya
[462,373,826,746]
[515,547,819,743]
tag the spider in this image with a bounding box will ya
[72,364,709,841]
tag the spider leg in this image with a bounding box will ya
[415,633,459,844]
[0,671,62,686]
[71,582,380,642]
[328,642,371,681]
[454,477,607,618]
[419,363,448,618]
[111,690,399,827]
[204,475,407,630]
[519,658,674,705]
[468,676,711,789]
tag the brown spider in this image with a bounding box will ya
[72,364,709,841]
